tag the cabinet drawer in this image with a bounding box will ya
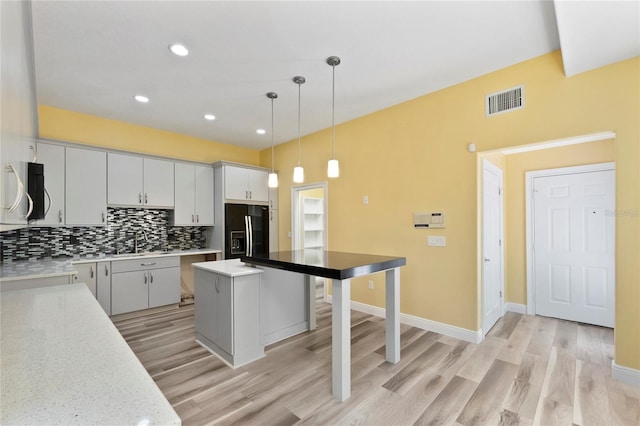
[111,256,179,273]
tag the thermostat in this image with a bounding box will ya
[414,212,445,228]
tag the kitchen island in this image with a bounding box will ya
[241,250,406,402]
[1,283,180,425]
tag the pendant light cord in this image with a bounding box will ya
[297,81,301,166]
[331,63,335,159]
[271,97,275,172]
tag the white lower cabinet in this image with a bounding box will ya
[73,261,112,314]
[111,256,180,315]
[194,264,263,367]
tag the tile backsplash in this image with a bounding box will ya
[1,207,207,262]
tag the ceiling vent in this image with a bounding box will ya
[486,85,524,117]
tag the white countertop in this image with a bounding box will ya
[1,283,181,425]
[193,259,263,277]
[1,248,221,281]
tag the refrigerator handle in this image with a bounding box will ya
[244,215,251,257]
[247,215,253,256]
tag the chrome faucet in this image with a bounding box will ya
[134,230,148,253]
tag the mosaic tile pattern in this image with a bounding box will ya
[0,208,207,262]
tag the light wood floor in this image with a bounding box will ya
[113,304,639,426]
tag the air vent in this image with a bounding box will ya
[486,85,524,116]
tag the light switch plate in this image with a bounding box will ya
[427,236,446,247]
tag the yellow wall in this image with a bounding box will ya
[39,105,260,165]
[261,52,640,370]
[504,140,616,305]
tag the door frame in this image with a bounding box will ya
[481,159,505,335]
[291,182,328,251]
[525,162,616,315]
[291,182,329,300]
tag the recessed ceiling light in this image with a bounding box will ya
[256,129,266,135]
[134,95,149,103]
[204,114,215,121]
[169,44,189,57]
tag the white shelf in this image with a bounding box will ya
[302,197,325,252]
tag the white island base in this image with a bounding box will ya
[193,259,311,369]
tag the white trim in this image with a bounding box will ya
[612,361,640,388]
[525,162,616,316]
[505,302,526,314]
[481,159,505,335]
[291,182,328,251]
[326,296,483,344]
[500,131,616,155]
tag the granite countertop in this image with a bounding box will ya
[1,248,221,281]
[0,283,181,425]
[193,258,263,277]
[242,250,407,280]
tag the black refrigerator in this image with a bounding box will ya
[225,203,269,259]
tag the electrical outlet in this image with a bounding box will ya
[287,231,292,238]
[427,236,446,247]
[368,280,374,289]
[363,195,369,205]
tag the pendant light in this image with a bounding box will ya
[267,92,278,188]
[293,76,306,183]
[327,56,341,178]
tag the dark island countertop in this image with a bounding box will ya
[241,250,406,280]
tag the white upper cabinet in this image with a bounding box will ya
[107,153,142,206]
[195,165,214,226]
[34,142,65,226]
[268,185,278,210]
[144,158,174,207]
[224,165,269,203]
[65,147,107,226]
[108,153,174,208]
[0,1,37,231]
[174,163,214,226]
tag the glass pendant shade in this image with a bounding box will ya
[268,172,278,188]
[327,159,340,178]
[293,166,304,183]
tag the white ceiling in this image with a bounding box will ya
[31,1,639,151]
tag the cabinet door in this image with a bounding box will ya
[216,274,234,355]
[195,165,214,226]
[268,186,278,210]
[224,166,248,201]
[269,209,278,253]
[148,267,180,308]
[194,269,219,342]
[107,153,143,206]
[66,147,107,226]
[111,270,148,315]
[35,142,65,226]
[174,163,195,225]
[73,262,97,296]
[144,158,174,208]
[96,261,111,315]
[247,169,269,202]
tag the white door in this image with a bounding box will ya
[482,160,504,334]
[532,168,615,327]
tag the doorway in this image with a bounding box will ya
[482,159,505,335]
[526,163,615,327]
[292,182,328,301]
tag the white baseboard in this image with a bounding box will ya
[325,296,482,344]
[612,361,640,388]
[505,302,526,314]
